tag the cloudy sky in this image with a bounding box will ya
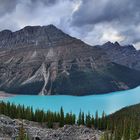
[0,0,140,49]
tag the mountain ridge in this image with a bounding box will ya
[97,41,140,71]
[0,25,84,50]
[0,25,140,96]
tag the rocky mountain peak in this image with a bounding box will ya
[114,41,120,46]
[0,30,12,39]
[21,24,60,34]
[97,40,140,71]
[0,24,73,49]
[103,41,113,46]
[102,41,136,51]
[103,41,121,47]
[43,24,59,30]
[0,29,12,34]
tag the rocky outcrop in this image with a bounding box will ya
[0,115,102,140]
[0,25,140,95]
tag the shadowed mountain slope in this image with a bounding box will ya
[97,41,140,71]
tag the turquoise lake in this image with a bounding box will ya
[2,86,140,117]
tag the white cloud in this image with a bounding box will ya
[134,42,140,50]
[0,0,78,31]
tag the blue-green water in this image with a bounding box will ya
[2,86,140,116]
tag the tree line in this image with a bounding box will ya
[101,104,140,140]
[0,101,139,140]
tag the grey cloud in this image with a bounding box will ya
[0,0,76,31]
[119,25,140,44]
[0,0,18,16]
[71,0,140,26]
[70,0,140,47]
[0,0,140,49]
[30,0,58,6]
[0,0,59,18]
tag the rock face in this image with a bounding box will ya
[0,115,101,140]
[0,25,72,49]
[97,41,140,71]
[0,25,140,95]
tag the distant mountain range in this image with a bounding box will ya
[97,41,140,71]
[0,25,140,96]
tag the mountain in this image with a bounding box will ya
[108,103,140,133]
[0,25,140,96]
[97,41,140,71]
[109,103,140,120]
[0,25,74,49]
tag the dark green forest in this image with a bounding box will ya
[0,101,140,140]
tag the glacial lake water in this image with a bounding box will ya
[2,86,140,117]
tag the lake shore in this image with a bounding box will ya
[0,91,15,99]
[1,86,140,117]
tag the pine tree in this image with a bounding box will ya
[123,120,130,140]
[91,115,94,127]
[17,123,28,140]
[81,112,85,125]
[95,111,98,129]
[72,114,76,125]
[101,111,107,130]
[77,110,82,125]
[114,125,123,140]
[130,121,138,140]
[60,107,64,127]
[85,112,91,127]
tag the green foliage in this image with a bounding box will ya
[0,101,140,140]
[60,107,64,127]
[0,101,75,128]
[85,112,91,127]
[81,112,85,125]
[130,121,139,140]
[77,110,82,125]
[100,132,110,140]
[17,123,29,140]
[94,111,99,129]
